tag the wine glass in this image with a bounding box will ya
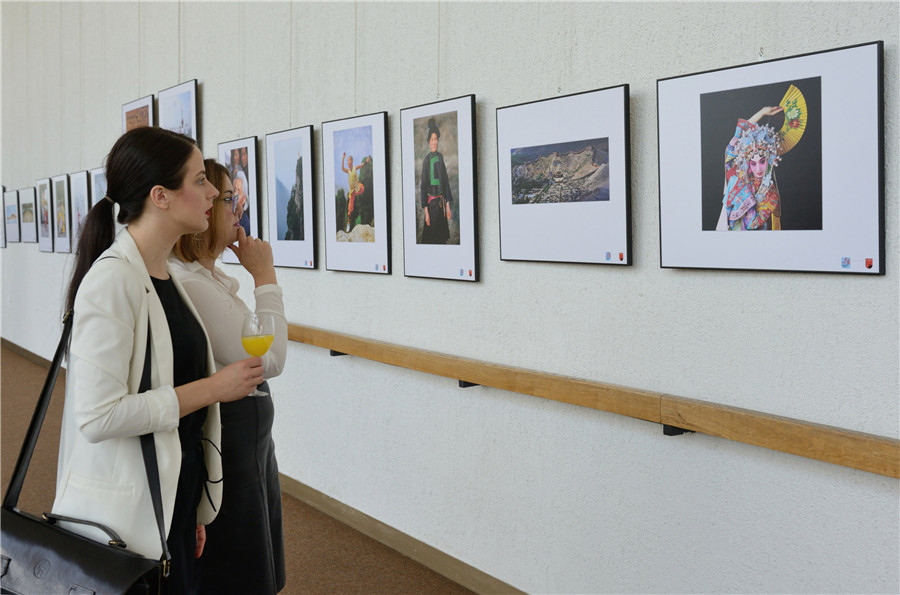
[241,312,274,396]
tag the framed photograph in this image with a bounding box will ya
[51,174,71,253]
[4,189,20,243]
[400,95,478,281]
[158,80,197,141]
[69,170,90,253]
[218,137,259,265]
[36,178,53,252]
[658,41,883,274]
[89,166,121,235]
[321,111,390,274]
[496,85,632,265]
[18,187,37,243]
[122,95,154,133]
[265,126,315,268]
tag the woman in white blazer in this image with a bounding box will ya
[52,127,265,593]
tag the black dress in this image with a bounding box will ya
[198,385,286,594]
[419,150,453,244]
[151,276,210,595]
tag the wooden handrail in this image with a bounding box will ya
[288,324,900,479]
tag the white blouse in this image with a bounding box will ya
[168,258,287,381]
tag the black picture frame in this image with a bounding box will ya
[496,85,632,265]
[4,188,20,243]
[36,178,53,253]
[122,95,154,132]
[400,94,479,281]
[158,80,198,142]
[657,41,884,274]
[217,136,260,265]
[321,111,390,274]
[265,125,316,269]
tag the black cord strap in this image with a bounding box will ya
[138,326,172,577]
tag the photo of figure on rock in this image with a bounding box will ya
[332,125,375,242]
[414,111,460,245]
[510,137,610,204]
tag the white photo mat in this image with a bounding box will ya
[321,112,390,274]
[69,171,90,254]
[51,174,71,254]
[496,85,631,265]
[121,95,154,132]
[218,137,259,265]
[400,95,478,281]
[18,187,37,243]
[4,189,20,243]
[657,42,883,274]
[158,80,197,141]
[265,126,315,269]
[36,178,53,252]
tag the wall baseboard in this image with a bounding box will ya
[279,474,523,595]
[1,338,53,369]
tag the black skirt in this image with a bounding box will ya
[198,382,285,594]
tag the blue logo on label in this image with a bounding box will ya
[605,252,611,261]
[841,257,851,269]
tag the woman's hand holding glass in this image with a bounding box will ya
[212,357,264,404]
[241,313,274,396]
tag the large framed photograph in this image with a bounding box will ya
[496,85,632,265]
[69,170,90,253]
[18,187,37,243]
[400,95,478,281]
[36,178,53,252]
[218,137,259,265]
[122,95,154,133]
[158,80,197,141]
[51,174,71,253]
[658,41,884,274]
[265,126,315,268]
[4,189,20,243]
[321,111,390,274]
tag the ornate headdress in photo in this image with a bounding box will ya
[777,84,807,154]
[735,121,783,171]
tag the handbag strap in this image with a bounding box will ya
[2,309,171,574]
[138,327,172,576]
[2,310,73,510]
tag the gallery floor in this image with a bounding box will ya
[0,344,473,595]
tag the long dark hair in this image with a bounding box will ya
[65,127,196,313]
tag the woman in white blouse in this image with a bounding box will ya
[170,160,288,594]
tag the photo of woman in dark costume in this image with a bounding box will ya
[419,117,453,244]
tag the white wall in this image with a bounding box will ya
[3,2,898,593]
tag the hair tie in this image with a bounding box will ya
[103,195,114,205]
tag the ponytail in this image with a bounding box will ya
[65,198,116,313]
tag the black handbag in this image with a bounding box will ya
[1,311,172,594]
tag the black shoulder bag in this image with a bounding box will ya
[1,311,172,595]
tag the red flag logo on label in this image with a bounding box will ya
[866,258,873,269]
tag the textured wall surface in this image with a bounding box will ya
[2,3,898,593]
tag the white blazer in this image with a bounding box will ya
[52,229,223,559]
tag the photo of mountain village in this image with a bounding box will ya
[510,137,610,204]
